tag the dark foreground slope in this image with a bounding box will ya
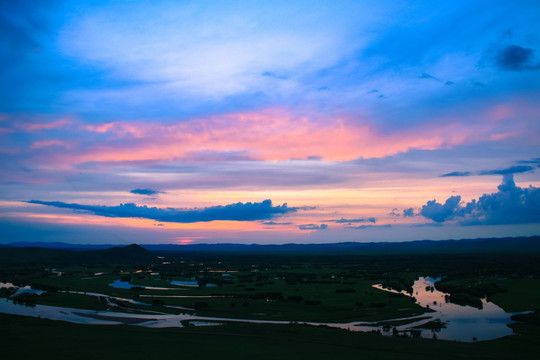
[1,313,539,360]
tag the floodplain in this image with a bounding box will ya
[1,237,540,359]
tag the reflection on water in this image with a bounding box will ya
[0,279,525,342]
[1,282,46,297]
[188,321,223,326]
[10,288,45,297]
[372,277,521,342]
[170,280,217,287]
[170,280,199,287]
[109,279,217,290]
[108,280,176,290]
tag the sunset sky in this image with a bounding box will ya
[1,0,539,245]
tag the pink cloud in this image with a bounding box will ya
[45,105,531,166]
[489,132,520,141]
[20,118,74,131]
[83,122,146,137]
[30,140,71,149]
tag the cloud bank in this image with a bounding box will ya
[28,199,297,223]
[420,175,540,225]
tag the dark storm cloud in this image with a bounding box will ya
[298,224,328,230]
[495,45,540,71]
[419,175,540,225]
[27,199,297,223]
[130,188,162,196]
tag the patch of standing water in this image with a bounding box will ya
[108,279,217,289]
[170,280,199,287]
[170,280,217,287]
[188,321,223,326]
[10,288,45,297]
[108,280,176,290]
[373,276,524,342]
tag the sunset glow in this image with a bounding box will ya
[1,1,539,245]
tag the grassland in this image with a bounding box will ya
[1,242,540,359]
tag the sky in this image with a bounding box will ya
[1,0,539,245]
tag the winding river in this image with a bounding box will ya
[0,277,525,342]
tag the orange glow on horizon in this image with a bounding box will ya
[174,238,196,245]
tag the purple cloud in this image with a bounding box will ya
[299,224,328,230]
[479,165,534,176]
[130,188,162,196]
[440,171,472,177]
[325,217,376,224]
[28,199,297,223]
[420,196,462,223]
[420,175,540,225]
[403,208,415,217]
[262,221,293,225]
[441,165,534,178]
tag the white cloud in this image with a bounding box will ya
[58,1,371,100]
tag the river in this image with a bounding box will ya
[0,277,525,341]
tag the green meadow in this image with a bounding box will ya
[1,242,540,359]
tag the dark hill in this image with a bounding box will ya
[78,244,156,263]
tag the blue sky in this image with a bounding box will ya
[1,1,539,244]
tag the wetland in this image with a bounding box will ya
[1,237,540,359]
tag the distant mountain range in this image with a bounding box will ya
[142,236,540,255]
[0,244,156,265]
[1,236,539,257]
